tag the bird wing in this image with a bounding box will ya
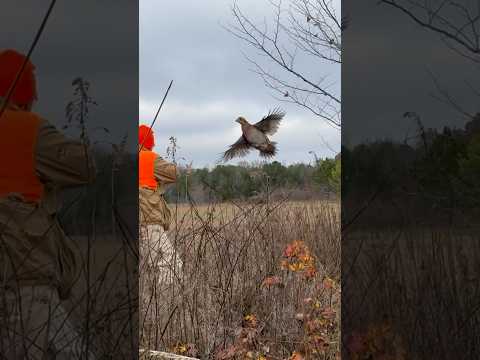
[221,135,252,162]
[254,108,285,135]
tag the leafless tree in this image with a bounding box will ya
[380,1,480,63]
[227,0,343,129]
[380,1,480,120]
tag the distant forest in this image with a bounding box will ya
[58,152,340,234]
[58,112,480,234]
[343,113,480,224]
[165,157,341,203]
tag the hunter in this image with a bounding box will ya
[138,125,180,281]
[0,49,96,358]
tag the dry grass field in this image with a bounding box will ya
[140,199,341,359]
[61,199,340,359]
[67,234,138,358]
[343,225,480,359]
[24,200,480,359]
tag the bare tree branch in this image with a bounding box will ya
[427,70,475,119]
[225,0,341,128]
[382,1,480,121]
[380,0,480,61]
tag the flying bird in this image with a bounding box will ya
[221,108,285,162]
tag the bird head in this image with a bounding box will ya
[236,116,248,125]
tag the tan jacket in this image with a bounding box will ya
[0,103,95,299]
[139,156,176,230]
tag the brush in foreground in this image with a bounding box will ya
[221,108,285,162]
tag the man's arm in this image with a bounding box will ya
[154,156,176,185]
[35,119,96,187]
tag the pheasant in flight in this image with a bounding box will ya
[221,109,285,162]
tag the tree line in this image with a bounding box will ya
[165,157,341,203]
[342,113,480,221]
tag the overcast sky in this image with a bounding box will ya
[2,1,138,152]
[343,0,480,147]
[5,1,478,167]
[140,0,341,169]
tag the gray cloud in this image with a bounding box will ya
[343,0,480,147]
[140,0,341,168]
[2,1,340,164]
[1,1,138,151]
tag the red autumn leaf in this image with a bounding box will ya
[283,243,297,258]
[289,351,304,360]
[304,266,317,279]
[309,334,329,348]
[321,307,336,320]
[185,343,199,357]
[216,345,238,360]
[346,332,367,354]
[261,276,283,288]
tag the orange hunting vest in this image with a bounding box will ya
[0,108,44,203]
[139,150,158,190]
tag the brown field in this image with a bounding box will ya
[62,199,340,359]
[343,225,480,359]
[68,234,138,358]
[140,199,341,359]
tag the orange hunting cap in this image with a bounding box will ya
[0,49,37,106]
[139,124,155,150]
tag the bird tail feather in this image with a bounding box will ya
[259,142,277,158]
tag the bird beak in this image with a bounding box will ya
[235,118,241,124]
